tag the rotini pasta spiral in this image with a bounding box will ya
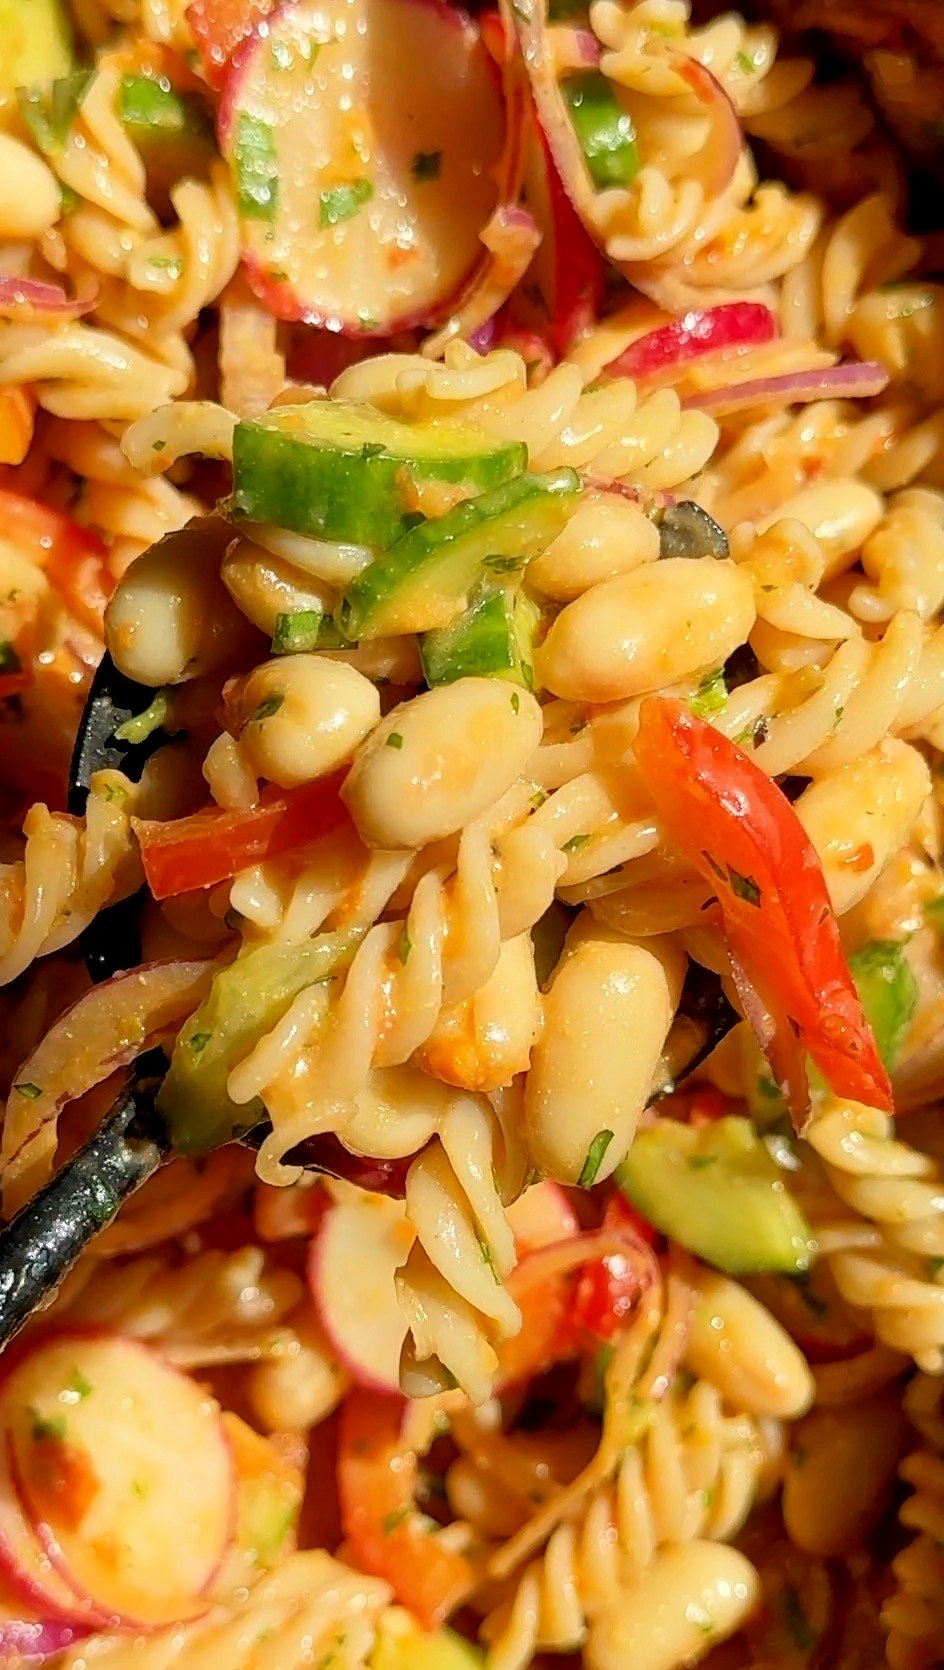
[883,1375,944,1670]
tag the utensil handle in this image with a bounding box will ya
[0,1080,168,1350]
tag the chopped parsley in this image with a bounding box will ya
[381,1505,410,1536]
[510,691,520,714]
[734,48,757,73]
[244,693,284,727]
[319,179,373,229]
[689,667,727,719]
[30,1408,66,1442]
[14,1082,41,1099]
[147,255,183,277]
[686,1153,717,1169]
[68,1370,93,1401]
[189,1031,212,1054]
[477,1231,499,1279]
[397,926,411,965]
[727,865,761,906]
[562,833,591,854]
[232,112,279,221]
[114,690,170,745]
[386,732,404,749]
[411,150,442,183]
[578,1129,613,1188]
[18,69,94,156]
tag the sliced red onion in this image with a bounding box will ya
[604,301,778,384]
[0,276,98,322]
[685,360,891,416]
[0,1617,89,1661]
[424,204,541,355]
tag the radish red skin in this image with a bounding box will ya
[0,1614,89,1660]
[603,302,778,384]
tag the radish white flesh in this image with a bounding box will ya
[0,1436,101,1628]
[506,1181,580,1253]
[5,1333,234,1629]
[310,1194,414,1392]
[220,0,506,334]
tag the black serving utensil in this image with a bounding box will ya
[0,654,739,1350]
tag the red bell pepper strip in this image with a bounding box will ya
[337,1391,475,1632]
[572,1192,655,1344]
[134,772,348,898]
[0,488,112,637]
[633,697,892,1124]
[186,0,273,87]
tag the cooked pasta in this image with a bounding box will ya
[0,0,944,1664]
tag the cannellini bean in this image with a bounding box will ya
[685,1266,814,1419]
[528,492,660,602]
[524,926,685,1185]
[342,678,543,849]
[782,1389,908,1555]
[760,480,884,580]
[221,537,334,635]
[247,1309,348,1431]
[538,558,756,703]
[105,518,260,685]
[0,134,60,239]
[419,934,540,1092]
[797,740,931,914]
[585,1541,759,1670]
[232,655,381,788]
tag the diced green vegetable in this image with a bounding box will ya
[0,0,74,94]
[561,71,639,190]
[616,1116,815,1274]
[157,930,361,1153]
[271,610,345,654]
[846,939,917,1073]
[420,588,541,688]
[231,400,528,549]
[339,470,580,641]
[235,1469,300,1568]
[370,1613,484,1670]
[117,73,215,211]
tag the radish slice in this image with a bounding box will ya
[4,1333,235,1629]
[506,1180,579,1254]
[509,124,605,358]
[603,301,777,386]
[0,1609,88,1662]
[220,0,507,335]
[309,1193,414,1393]
[0,1437,103,1629]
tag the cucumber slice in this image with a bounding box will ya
[231,400,527,549]
[157,928,362,1153]
[340,470,580,641]
[847,939,917,1072]
[6,1334,233,1628]
[561,72,639,191]
[272,609,345,654]
[372,1613,484,1670]
[0,0,73,93]
[616,1116,815,1275]
[420,588,541,688]
[118,74,215,213]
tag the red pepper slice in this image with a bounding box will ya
[134,773,348,898]
[337,1391,474,1632]
[572,1192,655,1344]
[633,697,892,1123]
[0,488,112,638]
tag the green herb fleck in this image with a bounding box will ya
[114,689,170,745]
[131,1478,148,1499]
[928,1256,944,1280]
[18,70,94,156]
[152,439,166,453]
[30,1409,66,1442]
[68,1370,93,1401]
[510,691,520,714]
[319,179,373,229]
[477,1231,499,1280]
[0,642,19,674]
[570,717,588,735]
[189,1031,212,1054]
[14,1083,41,1099]
[59,183,80,215]
[398,926,411,966]
[578,1129,613,1188]
[530,789,548,810]
[734,48,757,72]
[232,112,279,221]
[386,732,404,750]
[381,1505,410,1535]
[727,865,760,906]
[147,255,183,277]
[782,1586,816,1652]
[563,833,591,854]
[689,667,727,719]
[411,150,442,183]
[245,693,284,727]
[687,1153,718,1170]
[791,1444,808,1469]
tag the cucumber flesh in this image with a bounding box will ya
[272,609,345,654]
[371,1615,484,1670]
[562,72,639,190]
[157,929,361,1153]
[231,400,528,549]
[421,588,541,688]
[616,1116,815,1275]
[0,0,73,93]
[339,469,581,641]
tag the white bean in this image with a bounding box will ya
[538,558,756,702]
[233,656,381,788]
[221,538,333,635]
[524,927,685,1185]
[528,493,660,602]
[685,1266,815,1418]
[797,740,931,914]
[105,518,259,685]
[342,678,543,849]
[782,1389,908,1555]
[760,480,884,580]
[585,1541,759,1670]
[0,134,60,239]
